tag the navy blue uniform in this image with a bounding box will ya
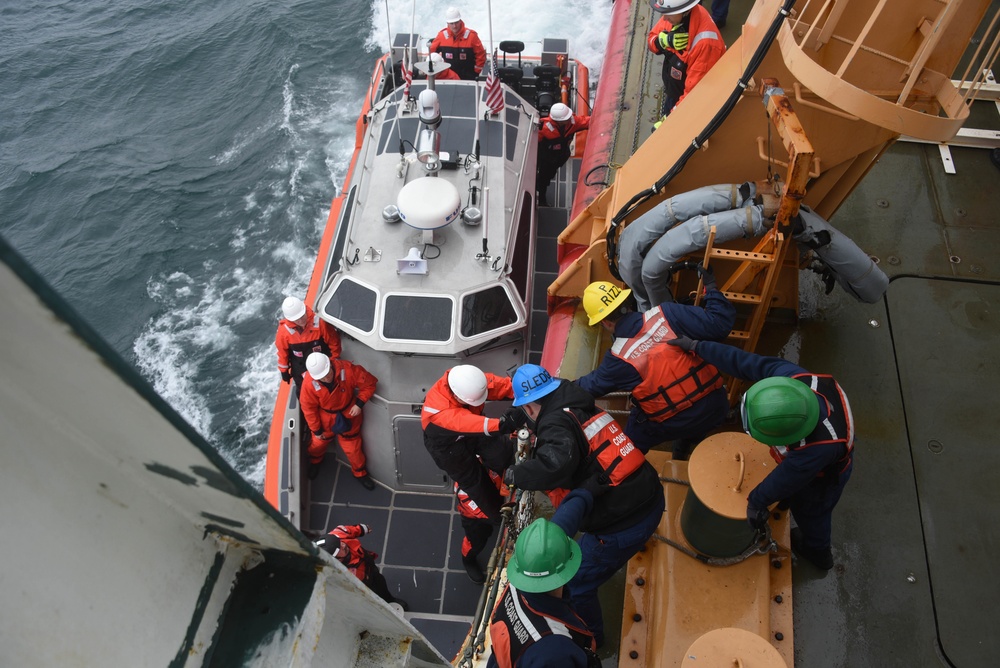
[576,288,735,453]
[695,341,855,553]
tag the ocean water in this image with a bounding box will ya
[0,0,612,488]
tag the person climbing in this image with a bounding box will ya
[576,275,734,458]
[453,462,507,584]
[536,102,590,207]
[421,365,526,522]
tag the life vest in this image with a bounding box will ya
[489,584,597,668]
[611,308,723,421]
[547,409,646,506]
[771,373,855,475]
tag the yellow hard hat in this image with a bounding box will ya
[583,281,632,326]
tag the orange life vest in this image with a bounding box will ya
[547,409,646,507]
[611,307,723,421]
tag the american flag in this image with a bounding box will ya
[402,49,412,99]
[484,49,504,115]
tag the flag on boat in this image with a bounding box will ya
[402,48,412,98]
[485,49,504,115]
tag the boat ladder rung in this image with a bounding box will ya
[708,248,775,263]
[721,291,762,304]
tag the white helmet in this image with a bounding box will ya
[430,52,443,63]
[306,352,331,380]
[448,365,489,406]
[549,103,572,122]
[282,296,306,321]
[649,0,701,13]
[445,7,461,23]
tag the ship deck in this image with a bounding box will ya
[310,2,1000,665]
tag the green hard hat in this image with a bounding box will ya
[741,376,820,446]
[506,519,581,593]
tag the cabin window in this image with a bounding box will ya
[383,294,453,341]
[461,286,519,337]
[325,278,377,333]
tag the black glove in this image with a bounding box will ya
[280,370,293,383]
[497,407,529,434]
[579,474,611,498]
[502,467,516,487]
[696,263,718,292]
[667,336,699,353]
[747,505,770,531]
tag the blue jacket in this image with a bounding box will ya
[694,341,852,510]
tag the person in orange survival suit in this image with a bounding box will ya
[454,463,508,584]
[647,0,725,124]
[300,352,378,487]
[314,524,408,610]
[536,102,590,208]
[422,365,527,524]
[275,296,342,392]
[429,6,486,81]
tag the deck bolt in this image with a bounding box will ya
[636,577,645,586]
[771,559,782,569]
[928,439,944,454]
[633,613,643,622]
[876,198,889,208]
[907,573,917,583]
[950,255,961,264]
[955,208,967,217]
[775,632,784,641]
[630,651,640,660]
[774,595,783,604]
[971,265,983,274]
[868,319,880,328]
[870,255,880,264]
[888,256,901,265]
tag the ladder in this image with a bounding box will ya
[692,79,816,402]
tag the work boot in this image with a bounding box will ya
[790,528,834,570]
[992,148,1000,171]
[307,461,322,480]
[357,474,376,491]
[462,554,485,584]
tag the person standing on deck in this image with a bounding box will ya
[536,103,590,207]
[275,296,341,391]
[429,7,486,81]
[667,338,855,571]
[314,524,408,610]
[502,364,664,648]
[421,365,526,523]
[300,352,378,487]
[647,0,725,126]
[576,275,735,459]
[487,517,600,668]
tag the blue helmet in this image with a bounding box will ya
[512,364,561,406]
